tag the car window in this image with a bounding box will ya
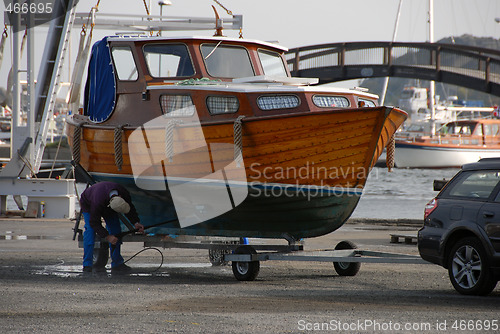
[447,170,500,199]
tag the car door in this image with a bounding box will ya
[476,174,500,253]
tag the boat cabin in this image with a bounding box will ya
[83,36,380,127]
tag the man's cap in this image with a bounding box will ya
[109,196,130,214]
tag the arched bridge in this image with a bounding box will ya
[285,42,500,97]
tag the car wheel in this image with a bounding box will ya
[447,237,497,296]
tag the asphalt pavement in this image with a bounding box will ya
[0,217,499,333]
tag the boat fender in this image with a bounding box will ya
[165,120,182,162]
[72,123,85,164]
[386,134,395,172]
[233,115,245,167]
[114,125,125,171]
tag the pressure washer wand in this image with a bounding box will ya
[115,218,179,239]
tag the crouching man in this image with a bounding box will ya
[80,181,144,273]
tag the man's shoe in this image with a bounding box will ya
[111,263,132,274]
[93,265,107,272]
[83,266,92,273]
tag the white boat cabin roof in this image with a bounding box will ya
[106,35,289,52]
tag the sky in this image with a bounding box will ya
[1,0,500,91]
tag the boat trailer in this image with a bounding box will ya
[77,231,428,281]
[72,162,427,281]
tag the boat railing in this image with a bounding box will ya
[396,132,487,146]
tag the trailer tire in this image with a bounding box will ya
[333,240,361,276]
[93,240,109,268]
[232,245,260,281]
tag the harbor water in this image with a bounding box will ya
[351,167,460,220]
[5,167,460,221]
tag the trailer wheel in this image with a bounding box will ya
[333,240,361,276]
[93,240,109,268]
[232,245,260,281]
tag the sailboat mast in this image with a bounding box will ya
[380,0,403,106]
[429,0,436,136]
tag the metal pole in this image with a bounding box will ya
[27,1,36,164]
[429,0,436,136]
[10,2,21,164]
[380,0,403,106]
[11,9,20,131]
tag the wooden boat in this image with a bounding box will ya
[66,35,406,239]
[395,118,500,168]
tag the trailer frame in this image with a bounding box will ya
[79,232,429,281]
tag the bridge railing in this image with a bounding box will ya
[285,42,500,96]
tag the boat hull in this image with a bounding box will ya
[395,142,500,168]
[68,107,406,238]
[90,172,361,239]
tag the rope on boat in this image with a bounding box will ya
[67,23,93,113]
[386,134,395,172]
[213,0,233,15]
[165,119,181,163]
[72,124,83,164]
[48,127,65,179]
[233,115,245,167]
[176,77,222,85]
[0,25,8,71]
[114,125,124,171]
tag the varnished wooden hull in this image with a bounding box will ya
[67,107,406,238]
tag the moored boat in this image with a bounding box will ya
[66,35,406,239]
[395,118,500,168]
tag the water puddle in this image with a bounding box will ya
[32,262,213,278]
[0,235,61,240]
[0,231,61,240]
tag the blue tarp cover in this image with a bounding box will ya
[84,37,116,122]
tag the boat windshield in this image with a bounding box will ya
[400,90,414,99]
[201,44,254,78]
[258,50,288,77]
[439,122,475,135]
[143,44,195,78]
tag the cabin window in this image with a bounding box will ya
[257,95,300,110]
[111,47,138,81]
[144,44,195,78]
[443,123,473,135]
[313,95,350,108]
[258,50,287,77]
[201,44,254,78]
[482,124,499,136]
[358,98,376,107]
[160,95,195,117]
[206,96,239,115]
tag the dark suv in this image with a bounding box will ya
[418,158,500,295]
